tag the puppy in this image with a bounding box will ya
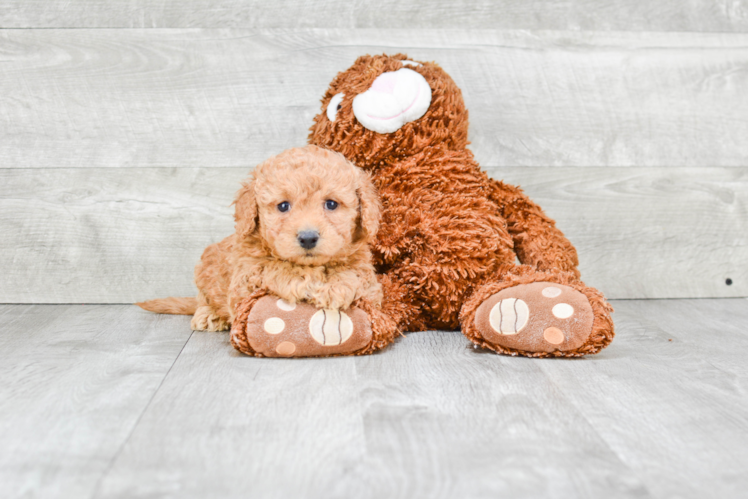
[138,145,382,331]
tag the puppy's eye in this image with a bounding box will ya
[324,200,338,211]
[326,93,345,122]
[277,201,291,212]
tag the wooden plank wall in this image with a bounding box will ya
[1,1,746,303]
[3,1,748,31]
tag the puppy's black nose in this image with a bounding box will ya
[297,230,319,250]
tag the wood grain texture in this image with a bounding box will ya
[0,304,192,498]
[338,332,646,498]
[494,166,748,300]
[94,329,367,498]
[2,0,748,31]
[0,167,240,304]
[3,29,748,168]
[1,166,745,303]
[540,298,748,497]
[95,313,644,497]
[2,300,746,497]
[89,298,748,497]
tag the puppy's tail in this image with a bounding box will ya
[136,297,197,315]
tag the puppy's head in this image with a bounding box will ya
[234,145,380,265]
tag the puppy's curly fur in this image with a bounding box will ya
[138,145,383,331]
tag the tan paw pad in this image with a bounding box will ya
[263,317,285,334]
[309,309,354,346]
[543,327,565,345]
[474,282,594,353]
[488,298,529,335]
[552,303,574,319]
[244,296,374,357]
[276,299,296,311]
[275,341,296,356]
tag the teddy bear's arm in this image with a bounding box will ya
[491,180,581,278]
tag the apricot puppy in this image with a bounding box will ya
[138,145,382,333]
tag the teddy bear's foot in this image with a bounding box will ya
[474,281,594,354]
[461,275,614,357]
[238,296,378,357]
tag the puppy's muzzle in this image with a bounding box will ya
[297,230,320,250]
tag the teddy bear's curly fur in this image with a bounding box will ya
[307,54,615,357]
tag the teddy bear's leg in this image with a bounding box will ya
[229,292,399,358]
[459,266,614,357]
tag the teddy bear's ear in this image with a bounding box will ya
[355,170,381,241]
[234,180,259,239]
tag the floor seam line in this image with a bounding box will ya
[89,328,196,498]
[536,359,654,497]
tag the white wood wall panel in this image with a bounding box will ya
[3,29,748,169]
[0,168,238,304]
[1,167,744,303]
[2,1,748,32]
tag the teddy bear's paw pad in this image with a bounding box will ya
[474,282,594,353]
[245,296,372,357]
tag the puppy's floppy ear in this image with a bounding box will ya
[234,180,259,239]
[355,170,381,241]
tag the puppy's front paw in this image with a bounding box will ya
[311,283,358,311]
[244,296,373,357]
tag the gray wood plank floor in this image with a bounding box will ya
[0,304,193,498]
[1,299,746,498]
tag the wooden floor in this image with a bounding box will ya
[1,299,746,498]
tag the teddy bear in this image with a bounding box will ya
[300,53,616,358]
[231,53,614,358]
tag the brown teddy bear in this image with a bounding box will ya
[301,54,615,358]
